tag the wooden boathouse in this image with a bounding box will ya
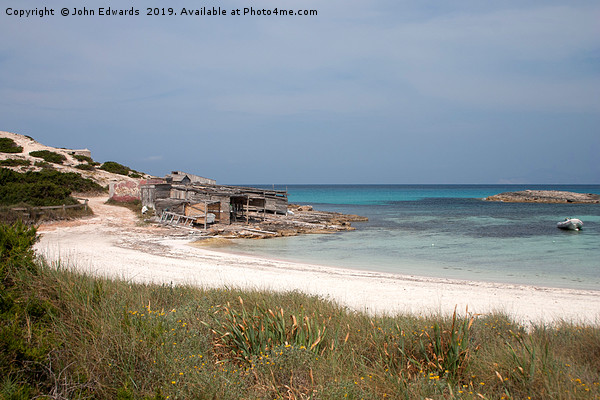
[140,173,288,227]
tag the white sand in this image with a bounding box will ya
[35,197,600,326]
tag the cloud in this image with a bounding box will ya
[1,0,599,183]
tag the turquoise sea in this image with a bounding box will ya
[225,185,600,290]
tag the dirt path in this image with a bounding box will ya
[38,196,143,233]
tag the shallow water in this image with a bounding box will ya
[220,185,600,290]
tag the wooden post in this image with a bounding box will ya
[246,197,249,225]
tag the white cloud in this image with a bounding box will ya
[1,0,599,182]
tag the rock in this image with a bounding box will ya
[485,190,600,204]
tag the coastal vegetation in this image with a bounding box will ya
[0,158,31,167]
[0,168,104,207]
[75,163,95,171]
[73,154,98,165]
[0,168,104,223]
[0,222,598,399]
[28,150,67,165]
[0,137,23,153]
[100,161,142,178]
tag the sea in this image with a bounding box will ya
[221,185,600,291]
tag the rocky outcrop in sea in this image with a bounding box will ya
[485,190,600,204]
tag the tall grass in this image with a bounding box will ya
[206,296,331,362]
[1,221,599,399]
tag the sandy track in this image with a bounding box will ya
[35,196,600,326]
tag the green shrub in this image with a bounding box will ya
[75,163,95,171]
[43,170,104,193]
[73,154,93,163]
[0,138,23,154]
[0,222,56,396]
[33,160,53,170]
[0,168,104,207]
[0,159,30,167]
[29,150,66,164]
[4,169,103,193]
[0,182,75,207]
[0,221,38,287]
[100,161,131,176]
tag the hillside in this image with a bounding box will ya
[0,130,152,187]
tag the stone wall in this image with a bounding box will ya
[110,178,165,203]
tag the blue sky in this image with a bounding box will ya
[1,0,599,184]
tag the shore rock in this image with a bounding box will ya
[186,206,369,240]
[485,190,600,204]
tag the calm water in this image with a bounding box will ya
[223,185,600,290]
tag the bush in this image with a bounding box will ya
[35,170,104,193]
[73,154,93,163]
[0,168,104,207]
[0,158,31,167]
[0,182,75,207]
[100,161,131,176]
[33,160,53,170]
[75,163,95,171]
[0,138,23,154]
[0,222,55,396]
[29,150,66,165]
[0,221,38,288]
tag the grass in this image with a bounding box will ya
[1,221,599,399]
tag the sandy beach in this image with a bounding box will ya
[35,196,600,326]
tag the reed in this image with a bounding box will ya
[206,296,330,362]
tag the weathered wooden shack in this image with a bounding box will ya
[140,181,288,226]
[184,201,220,226]
[166,171,216,185]
[140,183,171,209]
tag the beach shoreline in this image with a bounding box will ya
[35,196,600,326]
[191,239,600,292]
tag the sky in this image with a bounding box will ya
[1,0,599,184]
